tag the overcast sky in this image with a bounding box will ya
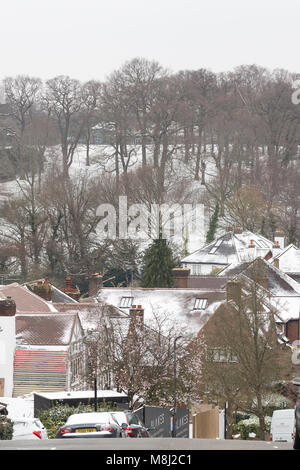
[0,0,299,82]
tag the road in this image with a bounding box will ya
[0,437,293,450]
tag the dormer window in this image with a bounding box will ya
[194,298,208,310]
[120,296,134,308]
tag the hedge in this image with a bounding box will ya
[233,415,272,440]
[0,416,14,440]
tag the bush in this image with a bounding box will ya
[38,401,120,439]
[233,415,271,440]
[0,416,14,440]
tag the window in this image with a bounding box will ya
[207,348,238,363]
[209,239,222,254]
[120,296,134,308]
[194,298,208,310]
[128,413,139,425]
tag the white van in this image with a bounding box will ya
[270,409,295,442]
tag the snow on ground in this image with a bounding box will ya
[0,144,218,255]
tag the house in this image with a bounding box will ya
[0,282,59,313]
[96,286,226,335]
[269,244,300,283]
[181,229,283,275]
[218,257,300,344]
[14,312,82,397]
[0,276,127,397]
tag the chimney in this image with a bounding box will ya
[33,278,52,301]
[172,267,190,288]
[65,275,72,292]
[272,240,281,249]
[249,240,255,248]
[88,273,103,297]
[274,230,285,249]
[62,276,81,301]
[129,305,144,325]
[0,296,16,316]
[226,280,241,305]
[273,258,279,269]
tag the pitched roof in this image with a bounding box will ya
[25,280,78,304]
[270,244,300,274]
[0,283,58,313]
[219,257,300,297]
[97,287,226,334]
[15,314,77,345]
[181,230,277,265]
[219,257,300,322]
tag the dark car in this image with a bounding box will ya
[56,412,128,438]
[293,378,300,449]
[111,411,153,437]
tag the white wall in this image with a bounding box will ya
[0,316,16,397]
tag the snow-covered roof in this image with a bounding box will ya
[97,287,226,334]
[220,257,300,297]
[15,313,77,345]
[270,244,300,274]
[220,258,300,322]
[34,390,128,400]
[181,230,278,266]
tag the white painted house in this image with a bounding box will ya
[0,297,16,397]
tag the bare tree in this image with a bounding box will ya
[199,268,291,439]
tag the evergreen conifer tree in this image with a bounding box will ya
[206,203,219,243]
[141,237,176,287]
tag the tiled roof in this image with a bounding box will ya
[0,283,58,313]
[15,314,77,345]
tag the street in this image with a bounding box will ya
[0,437,293,451]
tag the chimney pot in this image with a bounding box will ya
[129,305,144,326]
[0,297,16,316]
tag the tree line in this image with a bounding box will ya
[0,59,300,288]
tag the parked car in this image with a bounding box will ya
[56,412,128,438]
[270,409,295,442]
[293,377,300,449]
[111,411,152,437]
[12,417,48,440]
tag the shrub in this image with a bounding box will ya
[233,415,271,440]
[38,400,120,439]
[0,416,14,440]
